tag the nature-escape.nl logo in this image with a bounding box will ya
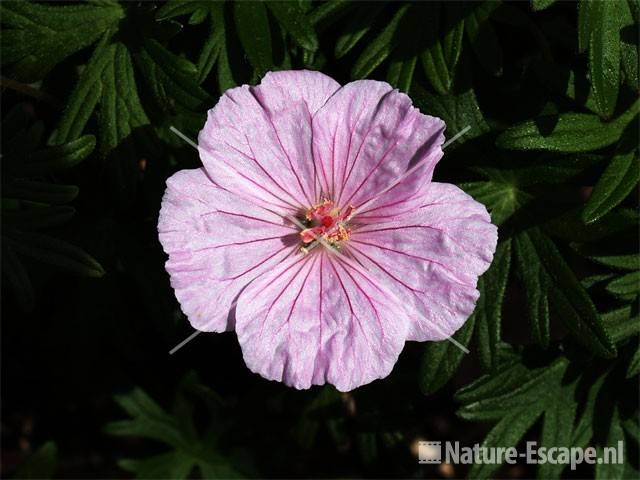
[418,440,624,471]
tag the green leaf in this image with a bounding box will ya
[627,343,640,378]
[119,452,195,480]
[9,136,95,176]
[418,311,476,395]
[605,271,640,299]
[106,379,244,479]
[465,0,503,77]
[420,2,464,94]
[572,370,608,448]
[601,305,640,343]
[583,120,640,223]
[309,0,353,30]
[386,55,417,93]
[135,38,210,113]
[515,229,617,358]
[13,441,57,479]
[0,1,124,82]
[234,1,273,77]
[266,1,318,52]
[458,357,568,479]
[351,4,410,79]
[411,83,489,146]
[334,3,384,59]
[575,244,640,271]
[1,243,35,312]
[48,34,114,145]
[531,0,557,11]
[588,0,622,119]
[578,0,597,53]
[538,381,578,479]
[515,232,551,347]
[99,42,150,158]
[621,0,639,91]
[3,180,79,205]
[457,358,568,421]
[496,100,640,152]
[595,405,625,480]
[4,231,105,278]
[474,239,512,371]
[461,179,530,226]
[455,360,530,404]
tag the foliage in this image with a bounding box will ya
[1,0,638,478]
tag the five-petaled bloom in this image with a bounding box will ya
[159,70,497,392]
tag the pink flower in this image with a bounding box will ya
[158,70,497,391]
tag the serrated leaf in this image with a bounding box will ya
[107,379,245,479]
[474,239,512,371]
[107,388,187,449]
[309,0,353,31]
[0,1,124,82]
[267,1,318,52]
[351,4,410,79]
[420,2,464,94]
[99,42,150,158]
[574,243,640,271]
[543,207,638,243]
[496,100,640,152]
[583,120,640,223]
[467,409,538,479]
[588,0,622,119]
[455,360,530,404]
[334,3,384,59]
[465,0,503,77]
[595,405,625,480]
[538,381,578,479]
[605,271,640,299]
[516,229,617,357]
[386,55,416,93]
[572,370,608,448]
[234,1,273,77]
[119,451,195,480]
[48,34,114,145]
[514,232,551,347]
[457,358,567,421]
[461,180,530,225]
[135,38,210,113]
[627,343,640,378]
[9,136,95,176]
[578,0,597,53]
[4,230,105,278]
[13,441,57,479]
[411,83,489,146]
[601,305,640,343]
[418,311,476,395]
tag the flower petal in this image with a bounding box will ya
[198,71,340,212]
[349,183,498,341]
[235,251,409,391]
[158,168,297,332]
[255,70,341,115]
[312,80,445,210]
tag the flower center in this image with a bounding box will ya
[298,200,354,254]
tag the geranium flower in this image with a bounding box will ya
[158,70,497,392]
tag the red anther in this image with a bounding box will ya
[321,216,334,228]
[300,226,324,243]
